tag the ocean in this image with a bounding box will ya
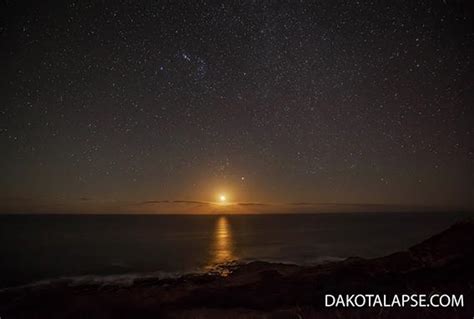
[0,212,471,289]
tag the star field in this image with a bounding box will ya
[1,0,473,212]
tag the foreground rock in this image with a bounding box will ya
[1,220,473,318]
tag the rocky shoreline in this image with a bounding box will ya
[1,220,473,318]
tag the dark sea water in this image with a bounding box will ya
[0,212,472,289]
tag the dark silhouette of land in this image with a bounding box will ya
[1,220,473,318]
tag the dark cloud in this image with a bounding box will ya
[139,200,171,205]
[288,202,313,206]
[172,200,210,205]
[138,200,210,206]
[237,202,268,206]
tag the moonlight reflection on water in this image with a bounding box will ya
[212,216,234,266]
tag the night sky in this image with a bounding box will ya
[1,1,473,213]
